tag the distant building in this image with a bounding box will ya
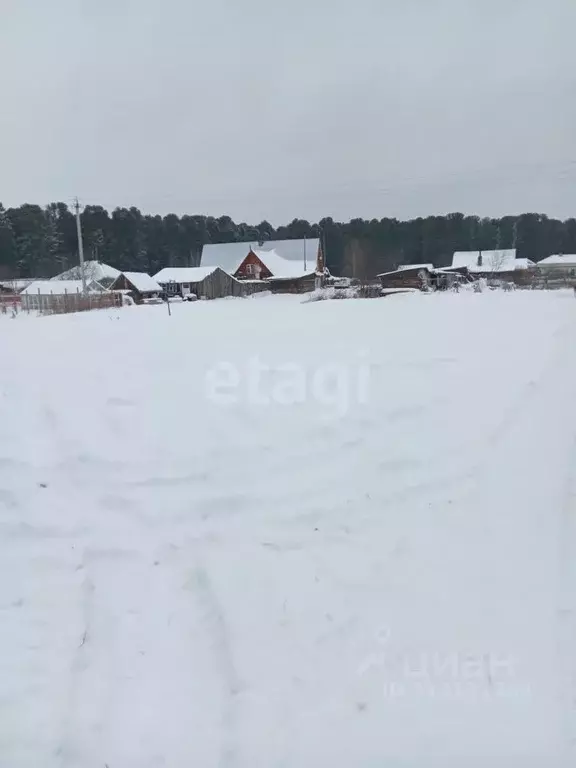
[451,249,534,284]
[153,266,244,300]
[201,238,325,289]
[52,260,121,288]
[536,254,576,282]
[110,272,162,304]
[378,263,470,292]
[377,264,434,290]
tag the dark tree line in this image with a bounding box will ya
[1,202,575,281]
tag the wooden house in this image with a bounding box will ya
[451,250,535,285]
[110,272,162,304]
[201,238,326,291]
[153,266,243,300]
[378,264,434,290]
[536,254,576,284]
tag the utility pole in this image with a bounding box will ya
[304,237,307,271]
[74,197,87,294]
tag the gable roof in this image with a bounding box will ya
[201,238,320,275]
[451,249,533,273]
[251,249,318,279]
[537,254,576,266]
[397,263,434,272]
[21,279,105,295]
[52,260,121,283]
[116,272,162,293]
[153,266,221,284]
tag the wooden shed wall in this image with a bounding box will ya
[379,269,430,289]
[268,274,316,294]
[191,267,243,299]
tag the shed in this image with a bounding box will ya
[110,272,162,304]
[153,266,243,300]
[266,273,317,294]
[377,265,433,290]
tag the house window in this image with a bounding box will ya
[246,262,261,278]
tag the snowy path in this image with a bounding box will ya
[1,291,576,766]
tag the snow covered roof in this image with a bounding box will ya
[201,238,320,275]
[451,249,532,273]
[118,272,162,293]
[537,254,576,266]
[514,258,536,269]
[377,265,433,277]
[397,263,434,272]
[21,279,104,295]
[153,266,221,284]
[52,261,121,283]
[254,249,318,279]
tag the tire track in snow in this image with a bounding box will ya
[557,433,576,753]
[57,551,123,767]
[183,560,242,768]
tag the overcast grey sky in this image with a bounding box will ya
[1,0,575,223]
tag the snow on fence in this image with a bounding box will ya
[21,289,123,315]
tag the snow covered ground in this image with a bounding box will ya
[1,291,576,767]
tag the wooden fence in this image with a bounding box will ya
[21,291,123,315]
[0,294,21,315]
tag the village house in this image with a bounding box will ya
[536,254,576,284]
[153,266,244,300]
[378,263,471,293]
[451,249,535,285]
[201,238,327,292]
[110,272,162,304]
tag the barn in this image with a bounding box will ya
[153,266,243,300]
[378,264,434,290]
[110,272,162,304]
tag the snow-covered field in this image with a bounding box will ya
[1,291,576,767]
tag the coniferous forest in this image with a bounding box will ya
[1,202,575,281]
